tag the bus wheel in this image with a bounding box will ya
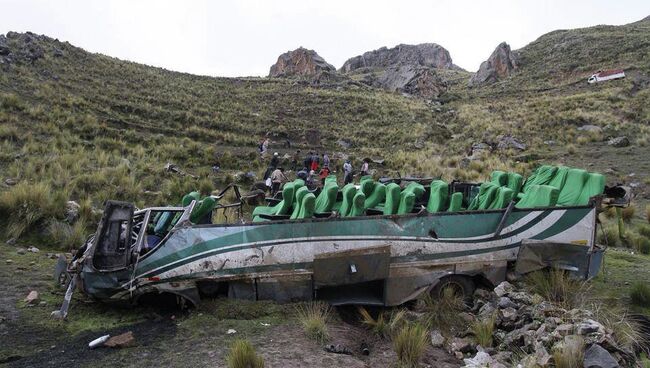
[430,275,476,303]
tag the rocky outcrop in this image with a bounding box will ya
[376,65,448,99]
[469,42,520,86]
[0,32,66,67]
[268,47,336,78]
[341,43,455,72]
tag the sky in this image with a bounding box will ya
[1,0,648,77]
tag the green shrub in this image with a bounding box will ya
[295,302,330,343]
[630,282,650,307]
[226,339,264,368]
[393,323,429,368]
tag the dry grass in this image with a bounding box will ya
[471,313,495,347]
[622,205,636,222]
[0,182,64,239]
[226,339,264,368]
[646,204,650,224]
[630,282,650,307]
[393,322,429,368]
[590,302,644,351]
[552,336,584,368]
[421,287,466,335]
[525,269,590,309]
[358,307,407,338]
[295,301,330,343]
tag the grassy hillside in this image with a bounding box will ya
[0,18,649,248]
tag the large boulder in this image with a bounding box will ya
[376,65,448,98]
[269,47,336,78]
[583,344,619,368]
[341,43,456,72]
[469,42,520,86]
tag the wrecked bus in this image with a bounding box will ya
[54,167,627,318]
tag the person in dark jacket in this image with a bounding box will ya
[304,151,314,170]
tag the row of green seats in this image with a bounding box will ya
[181,191,217,223]
[515,165,605,207]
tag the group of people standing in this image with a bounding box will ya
[260,139,371,195]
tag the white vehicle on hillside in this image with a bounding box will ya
[587,69,625,84]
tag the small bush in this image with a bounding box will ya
[630,282,650,307]
[566,144,577,154]
[47,220,88,250]
[393,323,429,368]
[552,336,584,368]
[639,224,650,238]
[597,224,619,247]
[622,205,636,222]
[525,269,589,309]
[471,314,495,347]
[295,302,330,343]
[226,339,264,368]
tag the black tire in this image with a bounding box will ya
[431,275,476,302]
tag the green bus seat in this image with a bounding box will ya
[576,173,605,206]
[426,180,448,213]
[315,182,338,213]
[296,193,316,219]
[491,171,508,186]
[190,196,216,223]
[360,179,375,197]
[383,183,401,215]
[182,191,200,206]
[468,182,500,210]
[337,184,357,217]
[447,192,463,212]
[522,165,558,193]
[347,192,366,217]
[290,186,310,220]
[515,185,559,209]
[548,166,569,190]
[506,172,523,194]
[252,182,295,219]
[364,182,386,209]
[403,182,425,200]
[557,168,588,206]
[489,187,514,209]
[397,191,416,215]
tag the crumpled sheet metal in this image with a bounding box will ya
[515,239,592,277]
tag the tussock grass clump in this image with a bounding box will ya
[226,339,264,368]
[622,205,636,222]
[0,182,64,238]
[47,220,87,250]
[552,336,584,368]
[590,303,643,351]
[525,269,589,309]
[597,223,619,247]
[358,307,407,338]
[393,322,429,368]
[630,282,650,307]
[421,287,465,335]
[471,314,495,347]
[646,204,650,224]
[295,301,330,343]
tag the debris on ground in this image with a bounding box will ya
[104,331,135,348]
[88,335,110,349]
[226,329,237,334]
[324,344,352,355]
[24,291,39,305]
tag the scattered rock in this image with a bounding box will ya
[576,319,605,335]
[104,331,135,348]
[431,329,445,348]
[553,324,574,338]
[65,201,81,223]
[469,42,520,86]
[448,337,476,354]
[336,139,351,149]
[5,259,12,264]
[269,47,336,78]
[608,136,630,148]
[27,246,39,253]
[463,351,507,368]
[496,135,526,151]
[16,248,26,255]
[494,281,514,297]
[4,178,17,186]
[583,344,619,368]
[24,290,39,305]
[5,238,17,245]
[226,329,237,334]
[498,297,517,309]
[578,125,603,133]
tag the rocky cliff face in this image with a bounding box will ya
[268,47,336,78]
[340,43,456,73]
[376,65,448,99]
[469,42,520,86]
